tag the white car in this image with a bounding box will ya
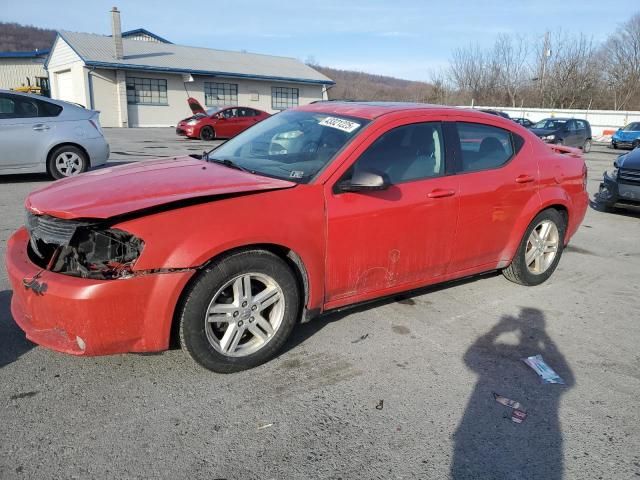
[0,90,109,179]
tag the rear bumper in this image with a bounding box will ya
[5,228,194,356]
[84,136,110,167]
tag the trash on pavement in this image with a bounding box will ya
[257,423,273,430]
[375,400,384,410]
[493,392,522,410]
[522,354,565,384]
[511,409,528,424]
[351,333,369,344]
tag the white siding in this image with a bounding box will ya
[47,36,82,69]
[47,36,90,108]
[0,58,47,90]
[127,72,325,127]
[123,33,163,43]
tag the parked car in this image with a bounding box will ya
[597,147,640,210]
[611,122,640,150]
[513,117,534,128]
[175,98,270,140]
[6,102,588,372]
[0,90,109,179]
[479,109,510,119]
[530,118,592,152]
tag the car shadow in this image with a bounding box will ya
[0,290,35,368]
[450,307,574,479]
[279,271,501,356]
[0,173,50,184]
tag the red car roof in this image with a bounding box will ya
[297,101,458,120]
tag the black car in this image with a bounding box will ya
[597,147,640,211]
[530,118,592,152]
[513,117,534,128]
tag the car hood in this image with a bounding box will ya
[26,156,296,220]
[188,97,206,115]
[614,130,640,140]
[618,149,640,170]
[530,128,559,137]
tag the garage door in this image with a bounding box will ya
[55,70,75,103]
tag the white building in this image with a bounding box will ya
[45,8,333,128]
[0,50,50,93]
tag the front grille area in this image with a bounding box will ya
[619,168,640,184]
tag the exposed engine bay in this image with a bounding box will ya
[26,211,144,280]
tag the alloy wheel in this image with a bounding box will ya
[525,220,560,275]
[55,152,83,176]
[205,273,285,357]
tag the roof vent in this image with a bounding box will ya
[111,6,123,60]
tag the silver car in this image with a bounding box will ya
[0,90,109,179]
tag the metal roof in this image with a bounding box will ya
[0,49,50,58]
[56,31,334,85]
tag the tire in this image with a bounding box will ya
[200,126,215,141]
[582,139,592,153]
[503,209,566,286]
[179,250,300,373]
[47,145,89,180]
[612,142,618,149]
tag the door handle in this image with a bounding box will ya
[32,124,50,131]
[428,188,456,198]
[515,174,534,183]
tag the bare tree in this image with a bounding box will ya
[493,34,530,107]
[602,14,640,110]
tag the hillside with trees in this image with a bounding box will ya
[0,22,56,51]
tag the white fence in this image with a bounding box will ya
[469,106,640,141]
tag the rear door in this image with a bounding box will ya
[0,93,56,170]
[324,119,459,307]
[446,119,538,273]
[564,120,580,147]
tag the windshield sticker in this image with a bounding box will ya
[289,170,304,179]
[319,117,361,133]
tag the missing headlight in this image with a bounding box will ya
[51,228,144,280]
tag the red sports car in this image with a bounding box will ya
[175,98,270,140]
[6,102,588,372]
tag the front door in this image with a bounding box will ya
[324,120,459,307]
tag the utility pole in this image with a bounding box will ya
[539,32,550,108]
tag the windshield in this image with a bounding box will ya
[533,119,567,130]
[622,122,640,131]
[207,110,369,183]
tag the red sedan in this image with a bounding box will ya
[175,98,270,140]
[6,102,588,372]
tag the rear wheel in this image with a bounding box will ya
[179,250,300,373]
[582,139,592,153]
[503,209,566,286]
[200,126,215,141]
[47,145,88,179]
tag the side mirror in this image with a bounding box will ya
[338,169,390,193]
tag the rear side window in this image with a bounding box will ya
[456,122,517,173]
[0,94,62,119]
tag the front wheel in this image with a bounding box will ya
[179,250,300,373]
[503,209,566,286]
[200,126,215,141]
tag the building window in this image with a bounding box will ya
[205,82,238,106]
[271,87,299,110]
[126,77,168,105]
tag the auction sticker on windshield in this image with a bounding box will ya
[319,116,361,133]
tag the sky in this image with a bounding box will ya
[1,0,631,81]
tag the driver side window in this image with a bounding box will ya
[348,122,445,185]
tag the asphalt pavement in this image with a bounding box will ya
[0,130,638,479]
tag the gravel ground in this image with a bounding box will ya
[0,130,638,480]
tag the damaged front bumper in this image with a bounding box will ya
[598,171,640,209]
[6,228,195,356]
